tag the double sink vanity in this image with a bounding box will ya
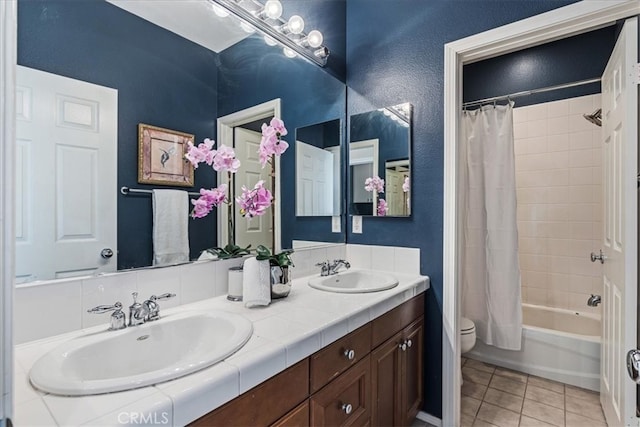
[15,265,429,426]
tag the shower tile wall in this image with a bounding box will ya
[513,94,603,314]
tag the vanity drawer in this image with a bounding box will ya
[271,400,310,427]
[371,294,424,348]
[190,359,309,427]
[310,355,371,426]
[310,323,372,392]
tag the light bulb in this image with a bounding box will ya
[307,30,323,48]
[283,47,297,58]
[382,109,392,116]
[264,0,283,19]
[288,15,304,34]
[264,36,278,46]
[240,22,255,34]
[211,4,229,18]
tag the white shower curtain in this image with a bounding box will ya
[459,103,522,351]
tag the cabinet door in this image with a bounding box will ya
[400,318,424,426]
[272,400,309,427]
[371,331,402,427]
[310,355,371,426]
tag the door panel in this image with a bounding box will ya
[15,66,117,282]
[600,17,638,427]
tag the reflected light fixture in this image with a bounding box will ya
[209,0,329,67]
[264,35,278,46]
[211,4,229,17]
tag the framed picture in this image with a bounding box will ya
[138,123,194,187]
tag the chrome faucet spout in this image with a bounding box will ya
[328,259,350,275]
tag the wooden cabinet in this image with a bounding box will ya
[310,355,371,426]
[189,294,424,427]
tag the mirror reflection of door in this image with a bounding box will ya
[349,139,379,216]
[15,66,117,283]
[385,160,410,216]
[233,127,272,249]
[295,141,334,216]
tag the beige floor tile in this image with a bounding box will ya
[564,385,599,403]
[463,381,489,400]
[494,367,528,384]
[462,396,483,417]
[466,358,497,374]
[527,376,565,394]
[490,375,527,397]
[476,402,520,427]
[519,415,555,426]
[484,388,524,413]
[525,385,564,410]
[461,412,476,427]
[464,367,493,386]
[565,411,607,427]
[565,394,605,423]
[473,419,501,427]
[521,400,565,427]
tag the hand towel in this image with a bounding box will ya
[152,189,189,265]
[243,256,271,308]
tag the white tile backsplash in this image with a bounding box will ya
[14,243,422,344]
[515,94,602,313]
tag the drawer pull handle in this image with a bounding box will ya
[344,349,355,360]
[407,339,413,348]
[399,342,407,352]
[342,403,353,415]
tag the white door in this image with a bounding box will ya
[234,127,271,249]
[600,17,638,427]
[295,140,334,216]
[15,66,118,282]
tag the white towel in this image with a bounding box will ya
[243,257,271,308]
[152,189,189,265]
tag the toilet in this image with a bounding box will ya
[460,317,477,354]
[460,317,477,385]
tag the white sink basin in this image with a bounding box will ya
[30,310,252,396]
[308,269,398,293]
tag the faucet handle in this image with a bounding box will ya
[87,301,123,314]
[150,293,176,301]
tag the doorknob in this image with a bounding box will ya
[627,349,640,383]
[587,294,601,307]
[101,248,114,259]
[590,250,606,264]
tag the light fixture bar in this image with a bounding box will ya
[209,0,329,67]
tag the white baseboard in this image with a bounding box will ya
[416,410,442,427]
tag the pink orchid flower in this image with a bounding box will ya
[190,184,228,219]
[212,144,240,173]
[236,180,273,218]
[364,176,385,193]
[377,199,388,216]
[402,176,410,193]
[258,118,289,167]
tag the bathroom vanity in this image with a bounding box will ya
[191,293,424,426]
[13,269,428,426]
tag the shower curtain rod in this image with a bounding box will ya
[462,77,601,108]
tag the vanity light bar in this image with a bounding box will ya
[209,0,329,67]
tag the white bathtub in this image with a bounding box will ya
[468,303,601,391]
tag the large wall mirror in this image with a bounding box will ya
[15,0,346,283]
[348,103,412,217]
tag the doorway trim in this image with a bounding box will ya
[217,99,282,252]
[442,1,640,425]
[0,0,16,424]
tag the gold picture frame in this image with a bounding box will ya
[138,123,194,187]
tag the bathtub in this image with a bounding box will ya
[467,303,601,391]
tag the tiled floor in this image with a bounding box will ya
[461,357,607,427]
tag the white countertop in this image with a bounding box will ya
[14,271,429,426]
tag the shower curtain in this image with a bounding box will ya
[459,103,522,351]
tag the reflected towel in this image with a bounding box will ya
[243,257,271,308]
[152,189,189,265]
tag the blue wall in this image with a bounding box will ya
[464,26,617,107]
[217,34,347,248]
[18,0,220,269]
[346,0,579,417]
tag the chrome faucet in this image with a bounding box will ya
[328,259,350,275]
[316,261,331,276]
[87,301,126,330]
[143,293,176,321]
[587,294,601,307]
[128,292,148,327]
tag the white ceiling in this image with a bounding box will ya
[106,0,251,53]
